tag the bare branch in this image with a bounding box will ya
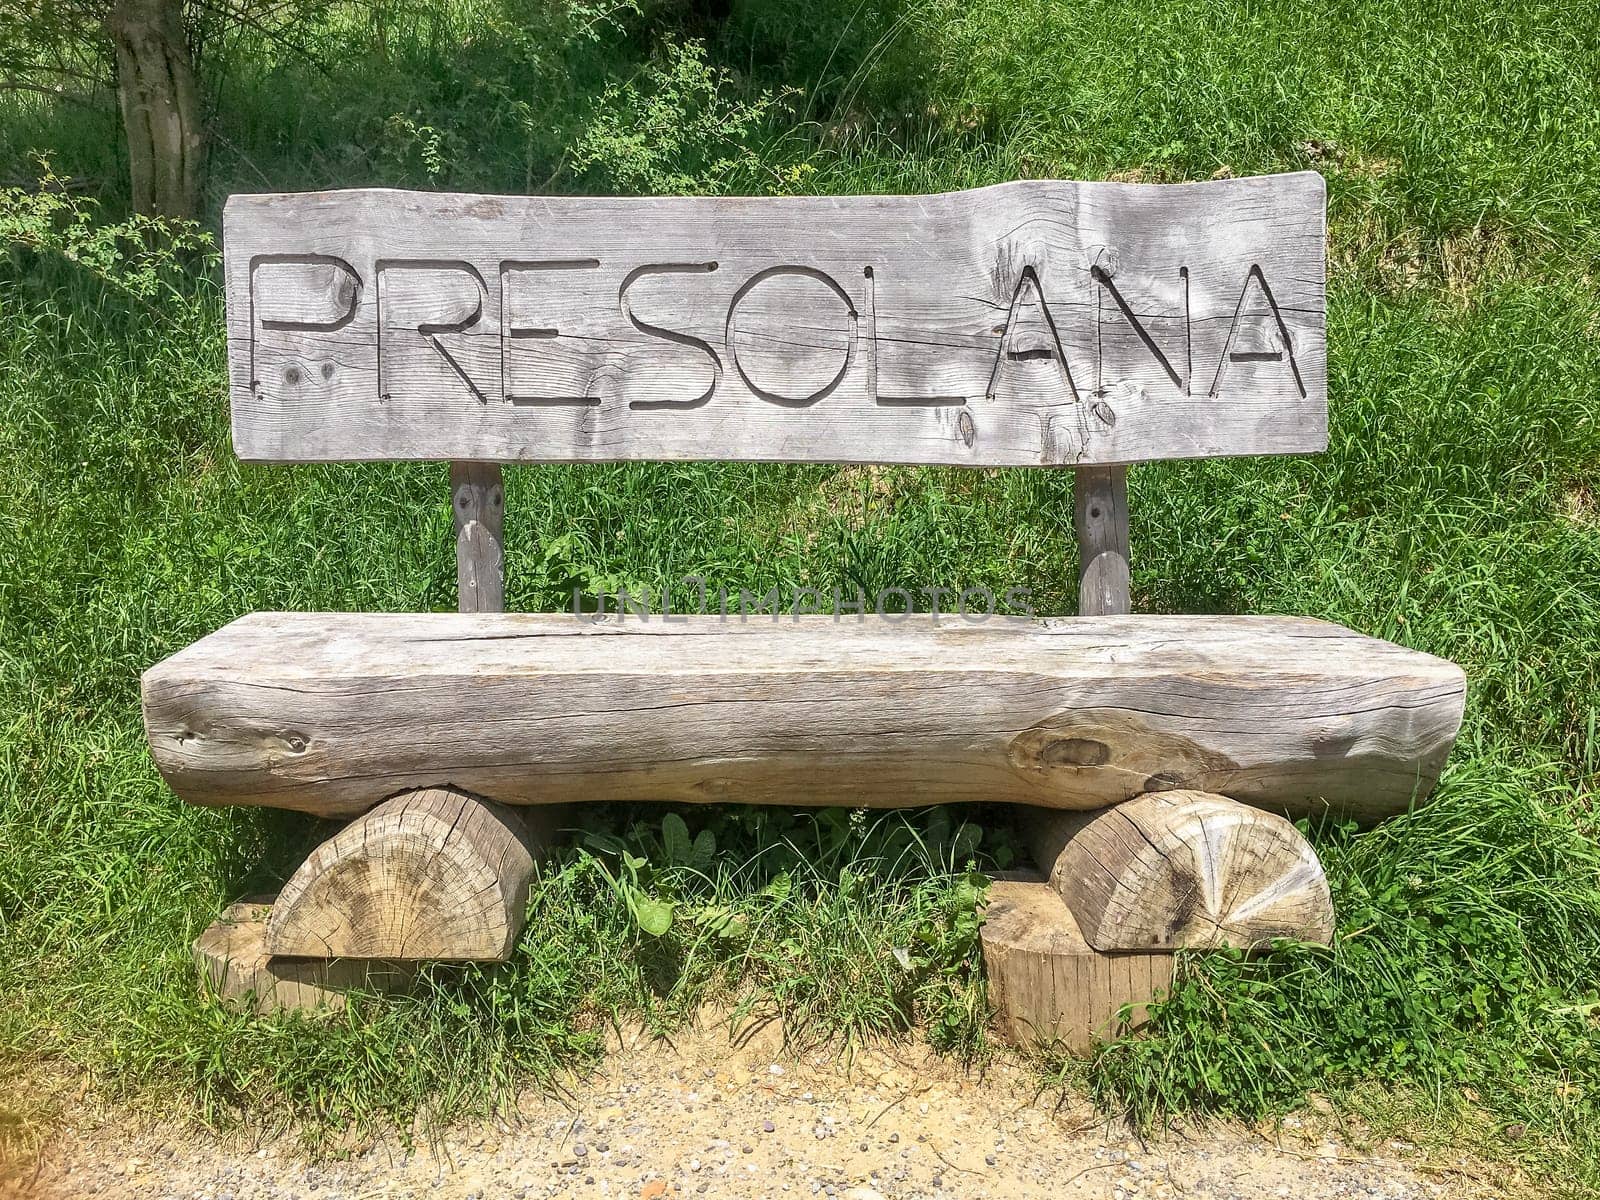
[0,57,107,86]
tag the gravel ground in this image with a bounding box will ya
[11,1023,1500,1200]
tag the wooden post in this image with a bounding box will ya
[980,880,1173,1052]
[451,462,504,613]
[195,898,415,1013]
[1074,465,1130,616]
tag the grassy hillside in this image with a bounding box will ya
[2,0,1598,1190]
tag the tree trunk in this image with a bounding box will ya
[105,0,203,219]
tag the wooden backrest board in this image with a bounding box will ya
[224,173,1326,467]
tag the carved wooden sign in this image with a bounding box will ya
[224,173,1326,466]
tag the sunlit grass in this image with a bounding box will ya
[2,0,1599,1191]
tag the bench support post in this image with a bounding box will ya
[1073,465,1129,616]
[451,461,504,613]
[980,880,1172,1052]
[1023,790,1334,951]
[264,787,547,961]
[195,899,415,1012]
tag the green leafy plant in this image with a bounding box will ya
[0,160,213,300]
[582,835,676,937]
[570,38,797,195]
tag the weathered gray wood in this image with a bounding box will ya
[194,898,415,1014]
[265,787,537,961]
[224,175,1327,466]
[450,461,504,612]
[1025,791,1334,951]
[1074,465,1130,615]
[141,613,1464,822]
[980,878,1172,1053]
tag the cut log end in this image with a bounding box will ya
[1028,790,1335,952]
[194,898,414,1014]
[263,787,538,961]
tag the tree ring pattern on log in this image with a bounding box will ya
[1032,790,1335,951]
[264,786,536,961]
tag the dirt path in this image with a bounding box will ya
[13,1022,1501,1200]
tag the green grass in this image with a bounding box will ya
[2,0,1599,1190]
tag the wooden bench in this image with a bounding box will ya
[144,174,1467,1036]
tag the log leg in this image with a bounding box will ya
[1024,790,1334,951]
[195,898,415,1014]
[264,787,546,961]
[980,880,1173,1052]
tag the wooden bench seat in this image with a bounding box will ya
[142,611,1464,823]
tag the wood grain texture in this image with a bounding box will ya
[193,898,415,1014]
[980,878,1173,1053]
[1074,465,1130,615]
[141,613,1465,821]
[224,175,1327,467]
[1026,790,1334,951]
[263,787,537,961]
[450,461,504,612]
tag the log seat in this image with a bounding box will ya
[143,611,1465,823]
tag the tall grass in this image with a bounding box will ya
[2,0,1599,1190]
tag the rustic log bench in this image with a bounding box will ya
[143,173,1466,1037]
